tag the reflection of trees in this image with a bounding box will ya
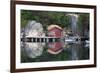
[63,43,89,60]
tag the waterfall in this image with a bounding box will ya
[65,14,79,60]
[68,14,78,35]
[21,20,45,58]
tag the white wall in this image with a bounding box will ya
[0,0,100,73]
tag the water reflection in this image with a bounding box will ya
[21,42,45,58]
[21,40,89,62]
[47,42,64,54]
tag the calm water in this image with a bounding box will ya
[21,40,89,63]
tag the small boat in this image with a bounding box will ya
[64,36,80,44]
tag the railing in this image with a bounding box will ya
[21,37,60,42]
[21,36,89,44]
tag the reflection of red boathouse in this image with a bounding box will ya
[47,25,63,54]
[48,42,63,54]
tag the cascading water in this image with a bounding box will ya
[21,20,45,58]
[68,14,78,35]
[66,14,79,60]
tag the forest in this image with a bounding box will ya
[21,10,89,37]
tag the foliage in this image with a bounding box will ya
[77,13,89,36]
[21,10,71,29]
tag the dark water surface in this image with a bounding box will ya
[21,40,89,63]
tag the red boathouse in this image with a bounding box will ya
[47,25,63,38]
[47,24,64,54]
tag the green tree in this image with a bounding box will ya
[21,10,71,30]
[78,13,89,37]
